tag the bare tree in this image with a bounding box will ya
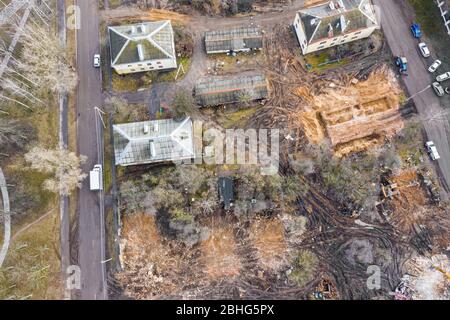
[24,146,87,196]
[12,23,78,94]
[119,180,150,215]
[104,96,129,115]
[171,90,198,120]
[0,117,35,151]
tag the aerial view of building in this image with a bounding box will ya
[108,20,177,74]
[1,0,450,307]
[205,27,264,54]
[293,0,379,54]
[195,74,268,107]
[113,117,194,166]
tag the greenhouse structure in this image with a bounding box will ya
[205,27,264,54]
[195,74,269,107]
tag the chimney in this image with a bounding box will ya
[149,141,156,158]
[137,44,145,62]
[328,24,334,38]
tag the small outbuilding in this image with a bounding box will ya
[205,27,263,54]
[195,74,268,107]
[218,177,234,211]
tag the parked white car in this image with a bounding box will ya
[418,42,430,57]
[436,71,450,82]
[93,54,101,68]
[432,82,445,97]
[425,141,440,161]
[428,59,442,73]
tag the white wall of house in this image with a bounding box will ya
[294,13,378,55]
[113,58,177,75]
[293,13,309,55]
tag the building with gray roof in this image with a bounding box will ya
[205,27,263,54]
[113,117,194,166]
[108,20,177,75]
[293,0,379,55]
[195,74,268,107]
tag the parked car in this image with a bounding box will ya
[93,54,101,68]
[445,87,450,95]
[410,23,422,38]
[432,82,445,97]
[395,56,408,75]
[418,42,430,57]
[432,82,444,97]
[428,60,442,73]
[425,141,440,161]
[436,71,450,82]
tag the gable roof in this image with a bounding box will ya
[298,0,378,44]
[108,20,176,66]
[113,117,194,166]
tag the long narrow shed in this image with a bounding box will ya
[195,74,269,107]
[205,27,263,54]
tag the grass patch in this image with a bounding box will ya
[289,250,318,288]
[0,209,61,300]
[0,81,60,300]
[213,106,259,129]
[304,51,348,72]
[112,72,140,92]
[111,56,192,93]
[209,106,258,129]
[157,56,192,82]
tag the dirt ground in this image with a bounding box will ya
[102,8,190,26]
[117,214,197,299]
[304,0,328,6]
[117,212,305,299]
[386,170,431,232]
[200,226,241,279]
[249,217,288,272]
[297,67,405,157]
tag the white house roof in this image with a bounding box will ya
[113,117,194,166]
[298,0,378,44]
[109,20,176,66]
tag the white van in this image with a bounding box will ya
[425,141,440,161]
[90,164,103,191]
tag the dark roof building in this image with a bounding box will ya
[195,74,269,107]
[218,177,234,211]
[205,27,263,54]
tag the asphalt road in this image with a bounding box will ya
[374,0,450,195]
[75,0,107,300]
